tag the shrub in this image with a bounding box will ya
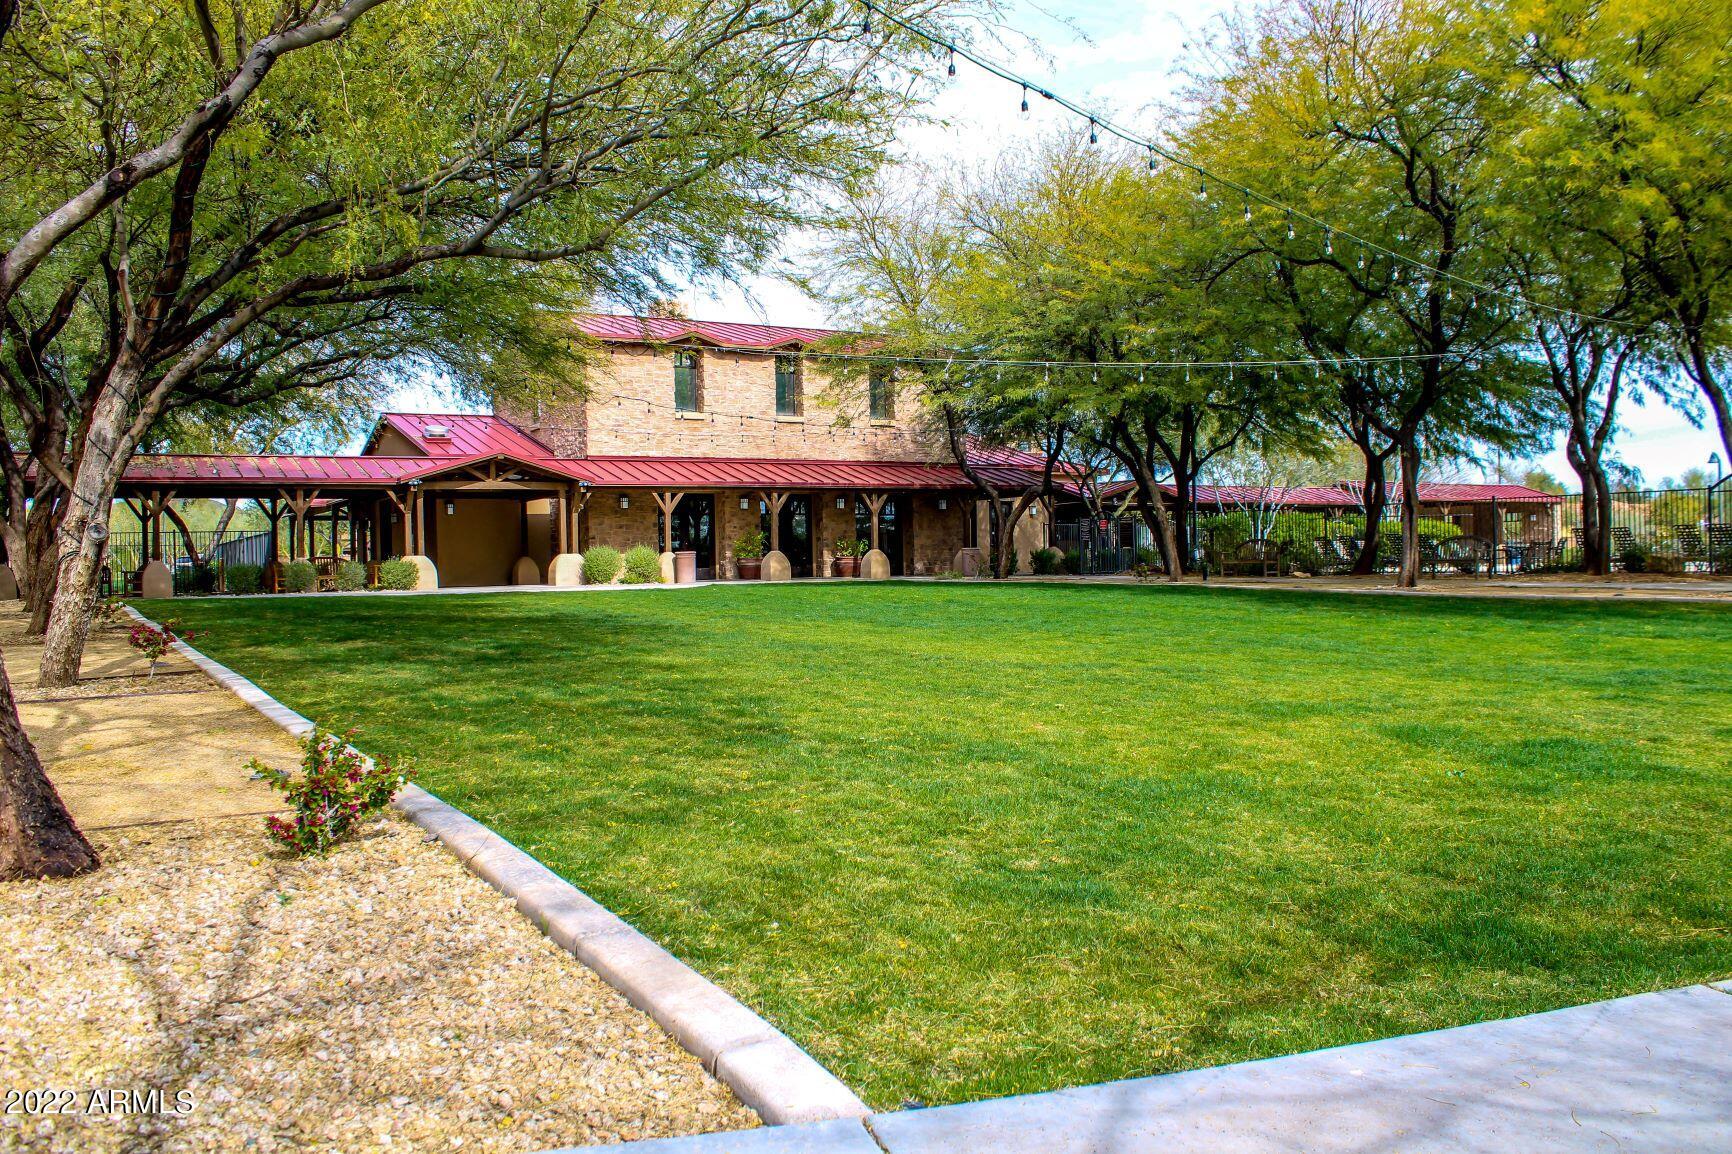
[178,562,219,596]
[1135,546,1163,570]
[376,557,419,590]
[583,545,622,584]
[733,529,767,561]
[281,559,317,592]
[1619,543,1651,573]
[1030,547,1062,575]
[225,563,263,595]
[249,728,414,857]
[1062,548,1082,575]
[622,544,663,584]
[833,536,868,558]
[335,560,367,591]
[128,618,195,677]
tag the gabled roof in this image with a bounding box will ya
[366,413,557,460]
[576,313,845,350]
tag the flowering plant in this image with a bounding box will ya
[250,729,413,856]
[128,618,194,676]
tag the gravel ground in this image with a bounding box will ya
[0,611,758,1152]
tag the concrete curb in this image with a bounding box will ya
[122,605,871,1128]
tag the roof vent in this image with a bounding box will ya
[422,423,451,440]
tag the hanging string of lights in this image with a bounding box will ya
[857,0,1634,328]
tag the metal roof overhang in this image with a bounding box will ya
[565,456,978,490]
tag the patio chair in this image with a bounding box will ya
[1440,535,1492,575]
[1709,524,1732,573]
[1674,524,1707,569]
[1220,538,1282,578]
[1314,536,1352,574]
[1609,526,1635,555]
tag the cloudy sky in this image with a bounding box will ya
[399,0,1726,490]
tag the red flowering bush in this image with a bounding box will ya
[128,618,194,676]
[249,729,414,856]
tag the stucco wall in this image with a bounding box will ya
[431,498,522,587]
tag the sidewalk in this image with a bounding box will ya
[566,981,1732,1153]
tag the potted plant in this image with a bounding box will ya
[832,536,867,578]
[733,529,767,579]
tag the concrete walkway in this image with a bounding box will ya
[558,981,1732,1153]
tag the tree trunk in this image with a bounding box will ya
[1396,438,1423,588]
[39,381,139,689]
[1353,448,1389,576]
[1566,433,1611,576]
[0,649,99,879]
[1685,336,1732,466]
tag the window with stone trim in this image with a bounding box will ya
[868,365,893,421]
[673,350,701,412]
[775,355,802,416]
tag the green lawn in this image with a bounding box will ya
[153,583,1732,1108]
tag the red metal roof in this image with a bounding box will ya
[369,413,557,459]
[564,455,973,490]
[576,313,846,350]
[113,454,433,487]
[1095,480,1563,507]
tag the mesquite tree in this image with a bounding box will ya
[0,0,981,691]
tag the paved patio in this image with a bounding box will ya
[562,981,1732,1153]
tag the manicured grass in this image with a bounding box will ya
[155,583,1732,1108]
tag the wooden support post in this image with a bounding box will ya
[558,486,571,555]
[757,490,791,552]
[412,486,425,555]
[864,492,889,552]
[148,490,163,560]
[653,491,684,552]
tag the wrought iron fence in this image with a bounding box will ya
[101,529,275,594]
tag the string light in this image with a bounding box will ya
[852,0,1636,328]
[947,48,956,77]
[1020,84,1029,116]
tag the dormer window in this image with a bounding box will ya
[673,350,701,412]
[868,365,894,422]
[775,355,802,417]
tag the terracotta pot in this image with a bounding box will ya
[736,559,762,580]
[832,557,859,578]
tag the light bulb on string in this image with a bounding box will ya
[1147,148,1156,172]
[1324,230,1333,256]
[1088,118,1097,145]
[1020,85,1029,116]
[947,48,956,78]
[1243,199,1253,225]
[1286,214,1296,241]
[1196,177,1208,201]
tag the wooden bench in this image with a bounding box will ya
[1219,538,1282,578]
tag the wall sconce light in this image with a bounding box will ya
[618,494,631,510]
[937,498,948,511]
[389,513,399,524]
[740,496,750,510]
[836,496,847,509]
[444,501,456,516]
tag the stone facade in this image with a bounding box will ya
[500,343,946,463]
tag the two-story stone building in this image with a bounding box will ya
[108,314,1056,592]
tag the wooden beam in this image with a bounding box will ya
[863,492,889,552]
[652,491,684,553]
[757,490,791,553]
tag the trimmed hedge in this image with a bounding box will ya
[281,560,317,593]
[583,545,622,585]
[376,558,419,590]
[621,544,663,584]
[225,563,263,595]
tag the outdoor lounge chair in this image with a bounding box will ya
[1708,524,1732,573]
[1220,538,1282,578]
[1610,526,1635,556]
[1440,535,1492,575]
[1675,524,1707,569]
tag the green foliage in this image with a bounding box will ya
[1619,543,1652,573]
[1029,547,1062,575]
[582,546,623,585]
[622,545,663,584]
[250,729,413,857]
[336,561,367,592]
[281,560,317,593]
[1061,548,1082,575]
[833,537,869,558]
[224,564,264,596]
[733,530,767,562]
[178,562,220,596]
[375,559,420,591]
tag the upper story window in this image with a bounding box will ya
[868,365,894,422]
[673,350,701,412]
[775,355,802,417]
